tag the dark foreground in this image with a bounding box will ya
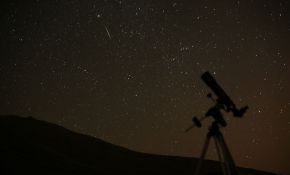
[0,115,276,175]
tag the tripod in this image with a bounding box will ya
[194,121,238,175]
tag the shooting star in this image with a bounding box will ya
[104,25,111,39]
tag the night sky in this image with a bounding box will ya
[1,0,290,174]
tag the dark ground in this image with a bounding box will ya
[0,115,278,175]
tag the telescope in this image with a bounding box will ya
[186,71,249,175]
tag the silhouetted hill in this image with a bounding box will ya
[0,115,276,175]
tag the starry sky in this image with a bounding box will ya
[1,0,290,174]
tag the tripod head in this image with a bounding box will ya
[185,71,248,132]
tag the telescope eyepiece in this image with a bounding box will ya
[233,106,249,117]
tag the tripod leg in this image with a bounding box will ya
[217,134,238,175]
[216,135,232,175]
[213,136,227,175]
[194,135,211,175]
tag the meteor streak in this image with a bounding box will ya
[104,25,111,39]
